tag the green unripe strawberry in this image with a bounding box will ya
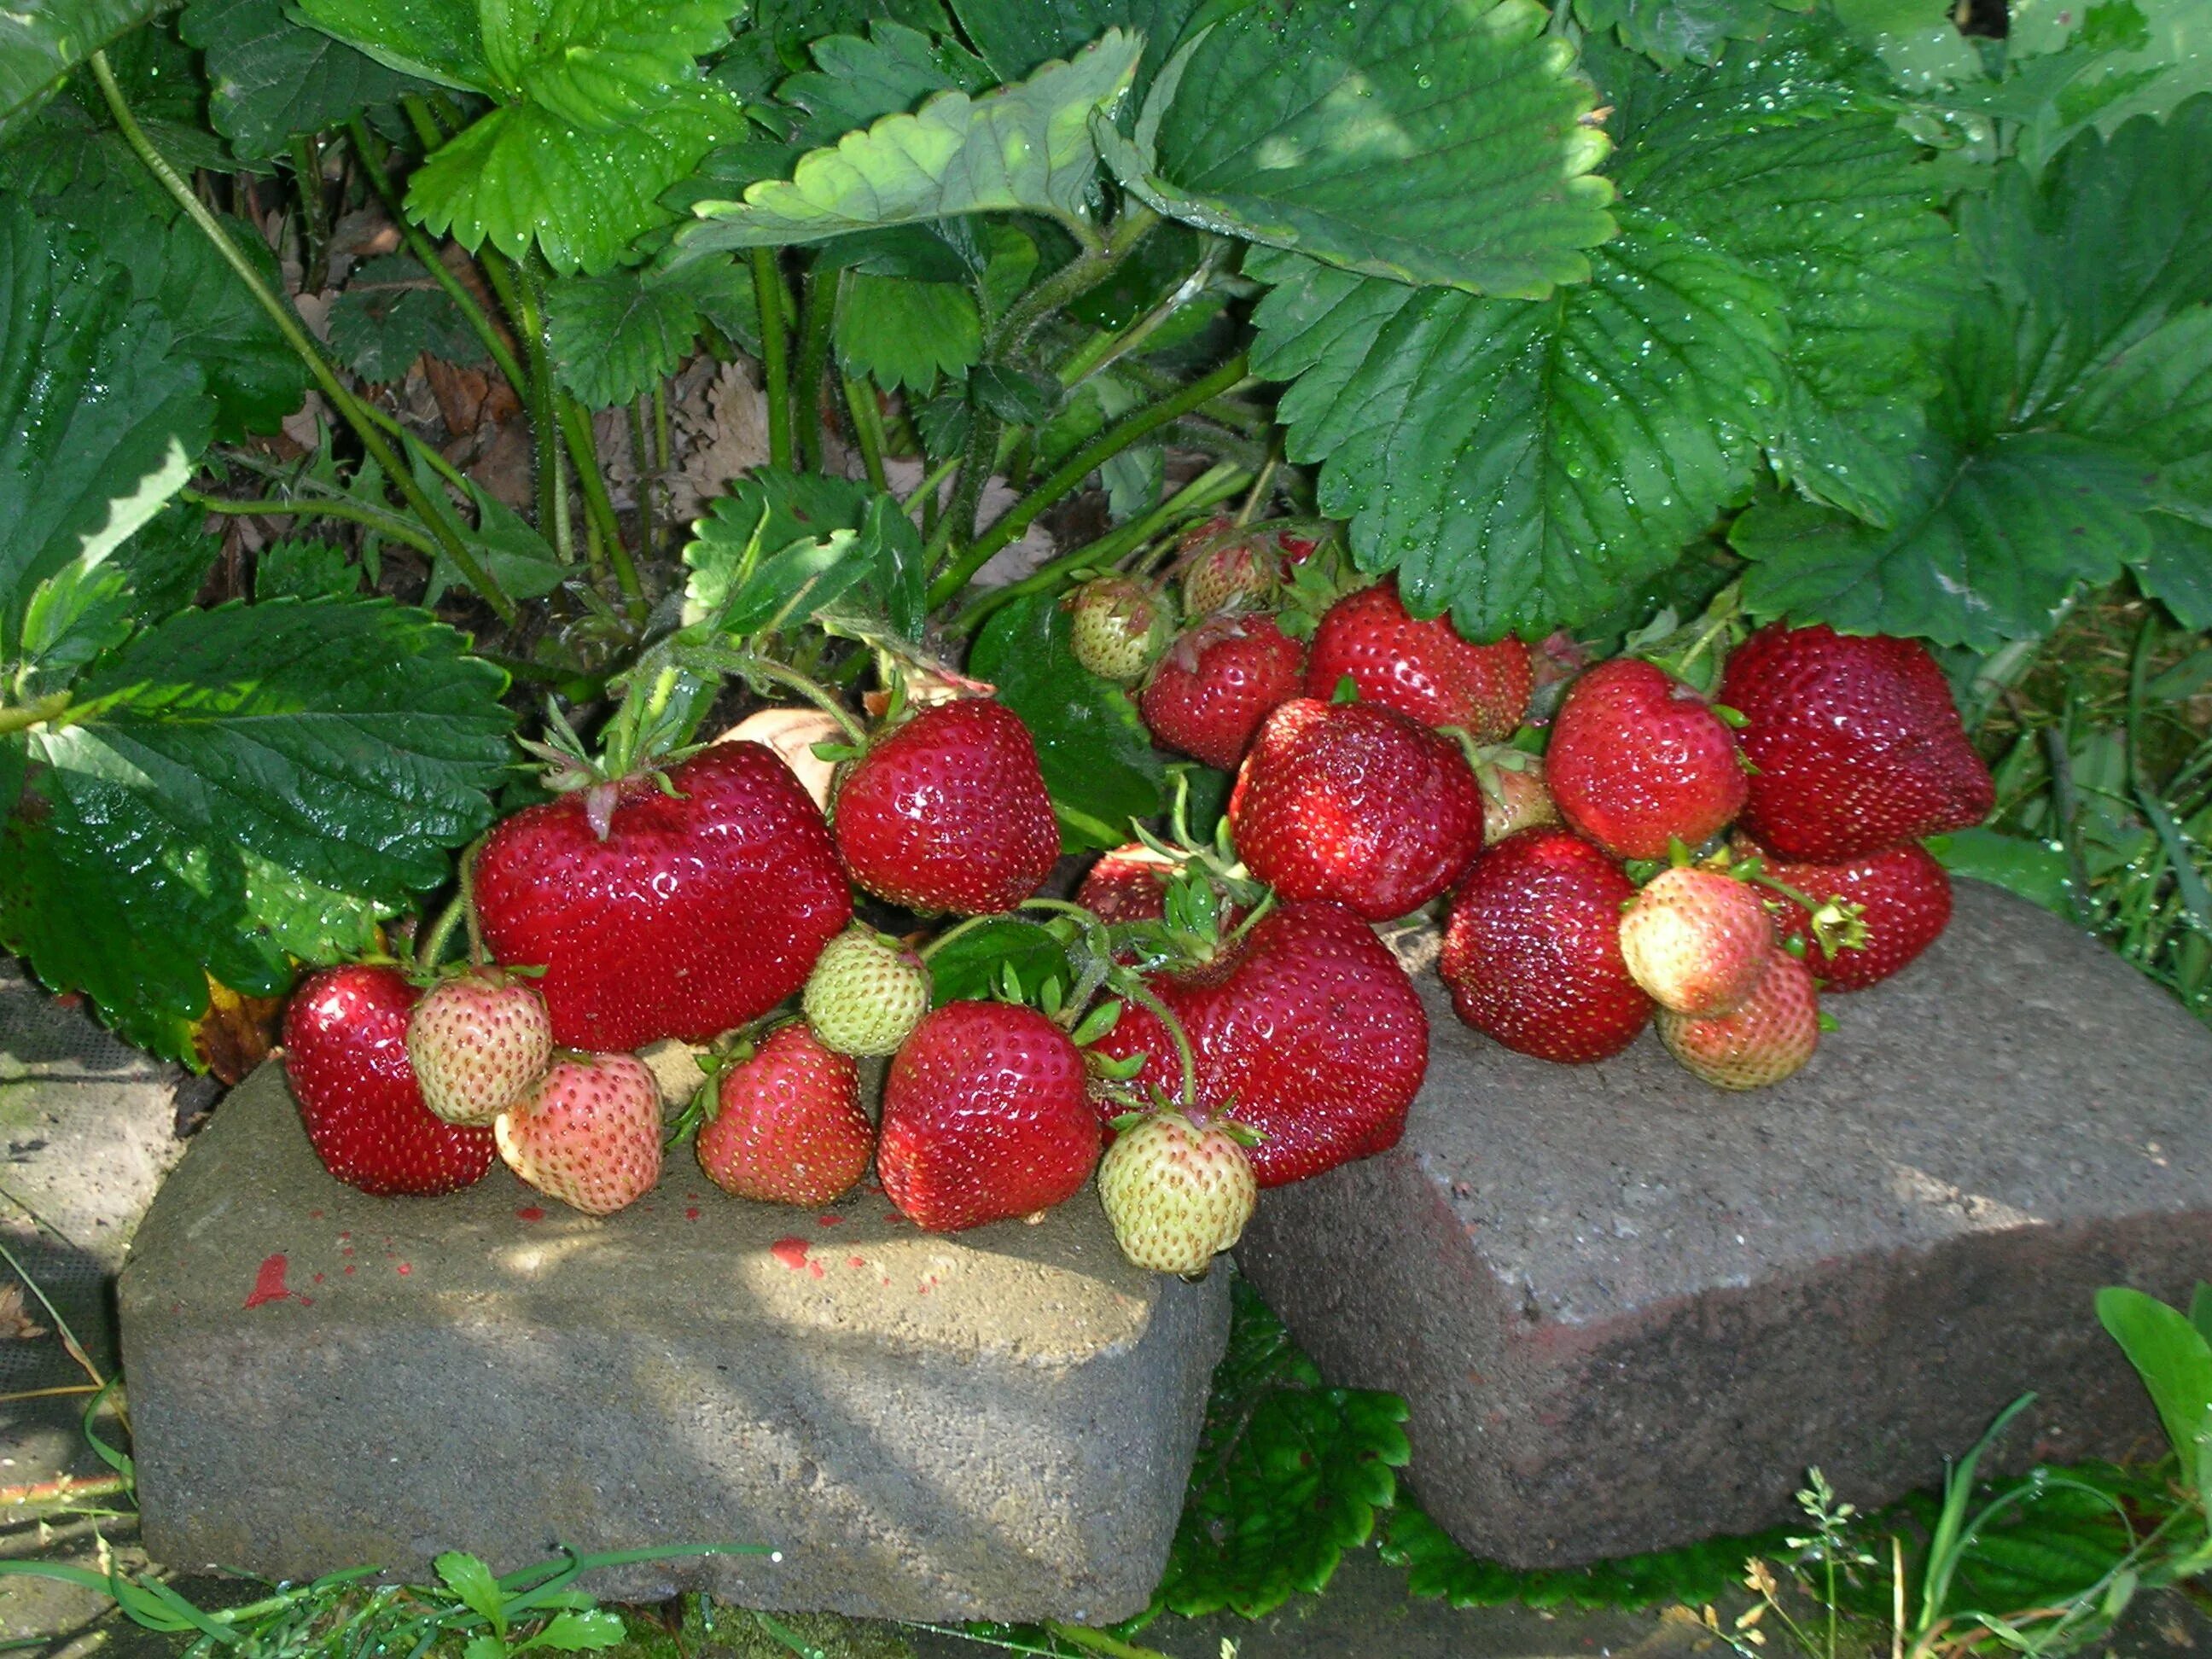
[1066,575,1170,683]
[801,927,931,1057]
[1097,1110,1257,1276]
[405,968,553,1127]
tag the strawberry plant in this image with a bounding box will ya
[0,0,2204,1085]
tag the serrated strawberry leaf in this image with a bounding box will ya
[1153,1277,1411,1620]
[684,469,927,639]
[925,918,1073,1006]
[1382,1503,1793,1610]
[548,256,751,409]
[673,30,1141,253]
[968,590,1164,852]
[178,0,426,160]
[0,0,166,138]
[0,197,210,657]
[15,509,220,696]
[832,271,981,395]
[1109,0,1615,298]
[1,599,512,1061]
[253,538,361,602]
[946,0,1227,84]
[1575,0,1813,67]
[328,254,488,385]
[293,0,490,89]
[777,19,987,147]
[1996,0,2211,170]
[1249,220,1784,643]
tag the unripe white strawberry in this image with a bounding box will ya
[1097,1111,1257,1276]
[495,1051,661,1214]
[1066,575,1170,683]
[1180,535,1279,619]
[802,928,931,1057]
[405,969,553,1126]
[1620,866,1773,1017]
[1658,947,1819,1091]
[1479,754,1560,845]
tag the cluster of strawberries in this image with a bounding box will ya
[277,519,1994,1282]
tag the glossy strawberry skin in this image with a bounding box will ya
[475,744,850,1054]
[833,699,1060,916]
[1547,658,1749,860]
[1139,617,1305,772]
[699,1024,872,1206]
[1077,844,1179,923]
[1748,838,1954,991]
[1659,947,1819,1091]
[1441,828,1654,1064]
[1305,582,1533,740]
[877,1001,1100,1231]
[1720,623,1994,862]
[496,1052,662,1216]
[282,965,497,1196]
[1090,900,1429,1187]
[1229,698,1485,921]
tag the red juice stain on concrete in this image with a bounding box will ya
[396,1263,412,1277]
[244,1254,291,1308]
[516,1207,545,1222]
[311,1273,324,1285]
[769,1237,827,1278]
[817,1214,843,1227]
[685,1208,701,1220]
[847,1256,866,1270]
[343,1265,356,1275]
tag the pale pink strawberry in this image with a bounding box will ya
[495,1052,662,1215]
[405,969,553,1127]
[1618,867,1774,1017]
[1657,948,1819,1091]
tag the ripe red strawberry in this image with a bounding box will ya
[1066,574,1170,683]
[1138,615,1304,771]
[1177,517,1283,617]
[1547,657,1749,859]
[1304,582,1532,740]
[1076,843,1180,923]
[475,744,850,1054]
[405,969,552,1126]
[1090,901,1429,1186]
[877,1001,1100,1231]
[1658,947,1819,1090]
[1228,697,1485,921]
[495,1051,662,1215]
[282,965,496,1196]
[1441,828,1653,1063]
[697,1024,872,1206]
[1617,866,1773,1017]
[833,698,1060,916]
[1720,623,1994,861]
[1744,837,1953,991]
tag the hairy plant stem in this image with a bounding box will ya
[680,644,866,744]
[900,453,961,514]
[952,461,1249,632]
[844,375,888,491]
[794,271,833,471]
[88,52,515,622]
[187,490,443,557]
[288,134,327,293]
[629,396,660,558]
[509,266,574,569]
[558,396,643,609]
[751,249,793,470]
[0,694,71,737]
[922,410,1004,573]
[928,354,1251,609]
[992,207,1160,356]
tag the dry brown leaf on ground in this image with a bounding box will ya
[0,1284,49,1342]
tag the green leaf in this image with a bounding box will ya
[2134,512,2212,630]
[0,0,166,138]
[1575,0,1812,68]
[327,254,488,384]
[832,271,980,394]
[1831,0,1982,90]
[946,0,1218,83]
[16,509,219,695]
[1107,0,1614,298]
[253,538,360,602]
[410,85,746,275]
[178,0,426,161]
[968,590,1165,853]
[0,197,210,656]
[674,30,1141,253]
[294,0,490,88]
[1249,224,1784,642]
[777,19,987,147]
[524,1611,626,1652]
[1382,1503,1791,1610]
[1931,829,2074,912]
[925,918,1073,1005]
[683,470,925,638]
[2098,1287,2212,1473]
[1155,1278,1410,1619]
[484,0,738,128]
[548,257,748,408]
[2003,0,2212,166]
[435,1553,508,1631]
[419,479,568,609]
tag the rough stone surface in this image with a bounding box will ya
[1238,881,2212,1569]
[119,1063,1230,1623]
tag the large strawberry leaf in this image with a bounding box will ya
[946,0,1226,84]
[178,0,424,160]
[1249,224,1784,642]
[673,30,1142,253]
[2001,0,2212,167]
[0,0,166,138]
[833,271,981,394]
[1103,0,1615,297]
[1575,0,1812,67]
[968,590,1164,852]
[776,19,987,146]
[1,599,512,1060]
[328,254,488,384]
[547,256,751,409]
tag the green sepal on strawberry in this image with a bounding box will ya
[1739,836,1953,992]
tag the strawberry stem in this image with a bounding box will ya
[681,645,867,747]
[1115,978,1199,1113]
[916,914,998,963]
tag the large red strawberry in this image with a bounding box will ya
[1304,582,1532,740]
[1228,697,1484,921]
[475,744,850,1054]
[1744,837,1953,991]
[877,1001,1100,1231]
[833,698,1060,915]
[1090,901,1429,1187]
[1441,828,1653,1063]
[1547,657,1748,860]
[1138,616,1304,771]
[1720,623,1994,861]
[698,1023,872,1206]
[282,965,497,1196]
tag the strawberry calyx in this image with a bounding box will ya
[1724,848,1871,957]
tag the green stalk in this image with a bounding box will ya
[654,380,672,474]
[89,52,516,623]
[0,694,71,737]
[752,249,793,470]
[558,394,643,607]
[629,395,659,558]
[844,375,888,492]
[922,410,1004,573]
[187,491,443,557]
[991,206,1159,356]
[927,353,1249,608]
[900,453,961,515]
[289,134,327,293]
[510,266,573,568]
[681,644,867,744]
[794,270,834,472]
